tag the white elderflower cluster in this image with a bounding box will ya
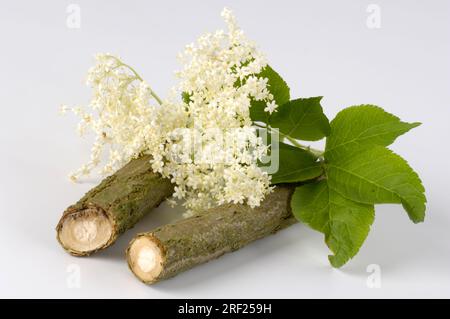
[154,8,275,212]
[176,8,277,128]
[65,8,275,213]
[61,54,176,180]
[154,126,272,212]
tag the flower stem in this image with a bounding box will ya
[254,123,324,158]
[108,55,164,105]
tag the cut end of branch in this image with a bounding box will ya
[127,235,164,284]
[57,207,114,256]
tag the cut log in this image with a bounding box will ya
[126,185,295,284]
[56,156,174,256]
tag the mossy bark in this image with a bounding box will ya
[127,185,295,284]
[57,155,174,256]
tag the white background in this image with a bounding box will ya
[0,0,449,298]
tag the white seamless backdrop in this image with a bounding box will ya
[0,0,449,298]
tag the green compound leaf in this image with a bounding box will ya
[292,105,426,268]
[324,105,426,223]
[269,96,330,141]
[292,180,375,268]
[250,65,290,123]
[327,146,426,223]
[269,142,323,184]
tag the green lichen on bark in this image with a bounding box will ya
[127,185,295,284]
[57,155,174,256]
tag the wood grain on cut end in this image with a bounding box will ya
[127,235,165,283]
[57,206,114,256]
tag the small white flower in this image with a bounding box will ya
[69,173,78,182]
[264,100,278,113]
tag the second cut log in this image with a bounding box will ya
[126,186,296,284]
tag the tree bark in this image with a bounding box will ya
[56,155,174,256]
[126,185,295,284]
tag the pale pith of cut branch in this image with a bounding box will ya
[56,155,174,256]
[126,186,295,284]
